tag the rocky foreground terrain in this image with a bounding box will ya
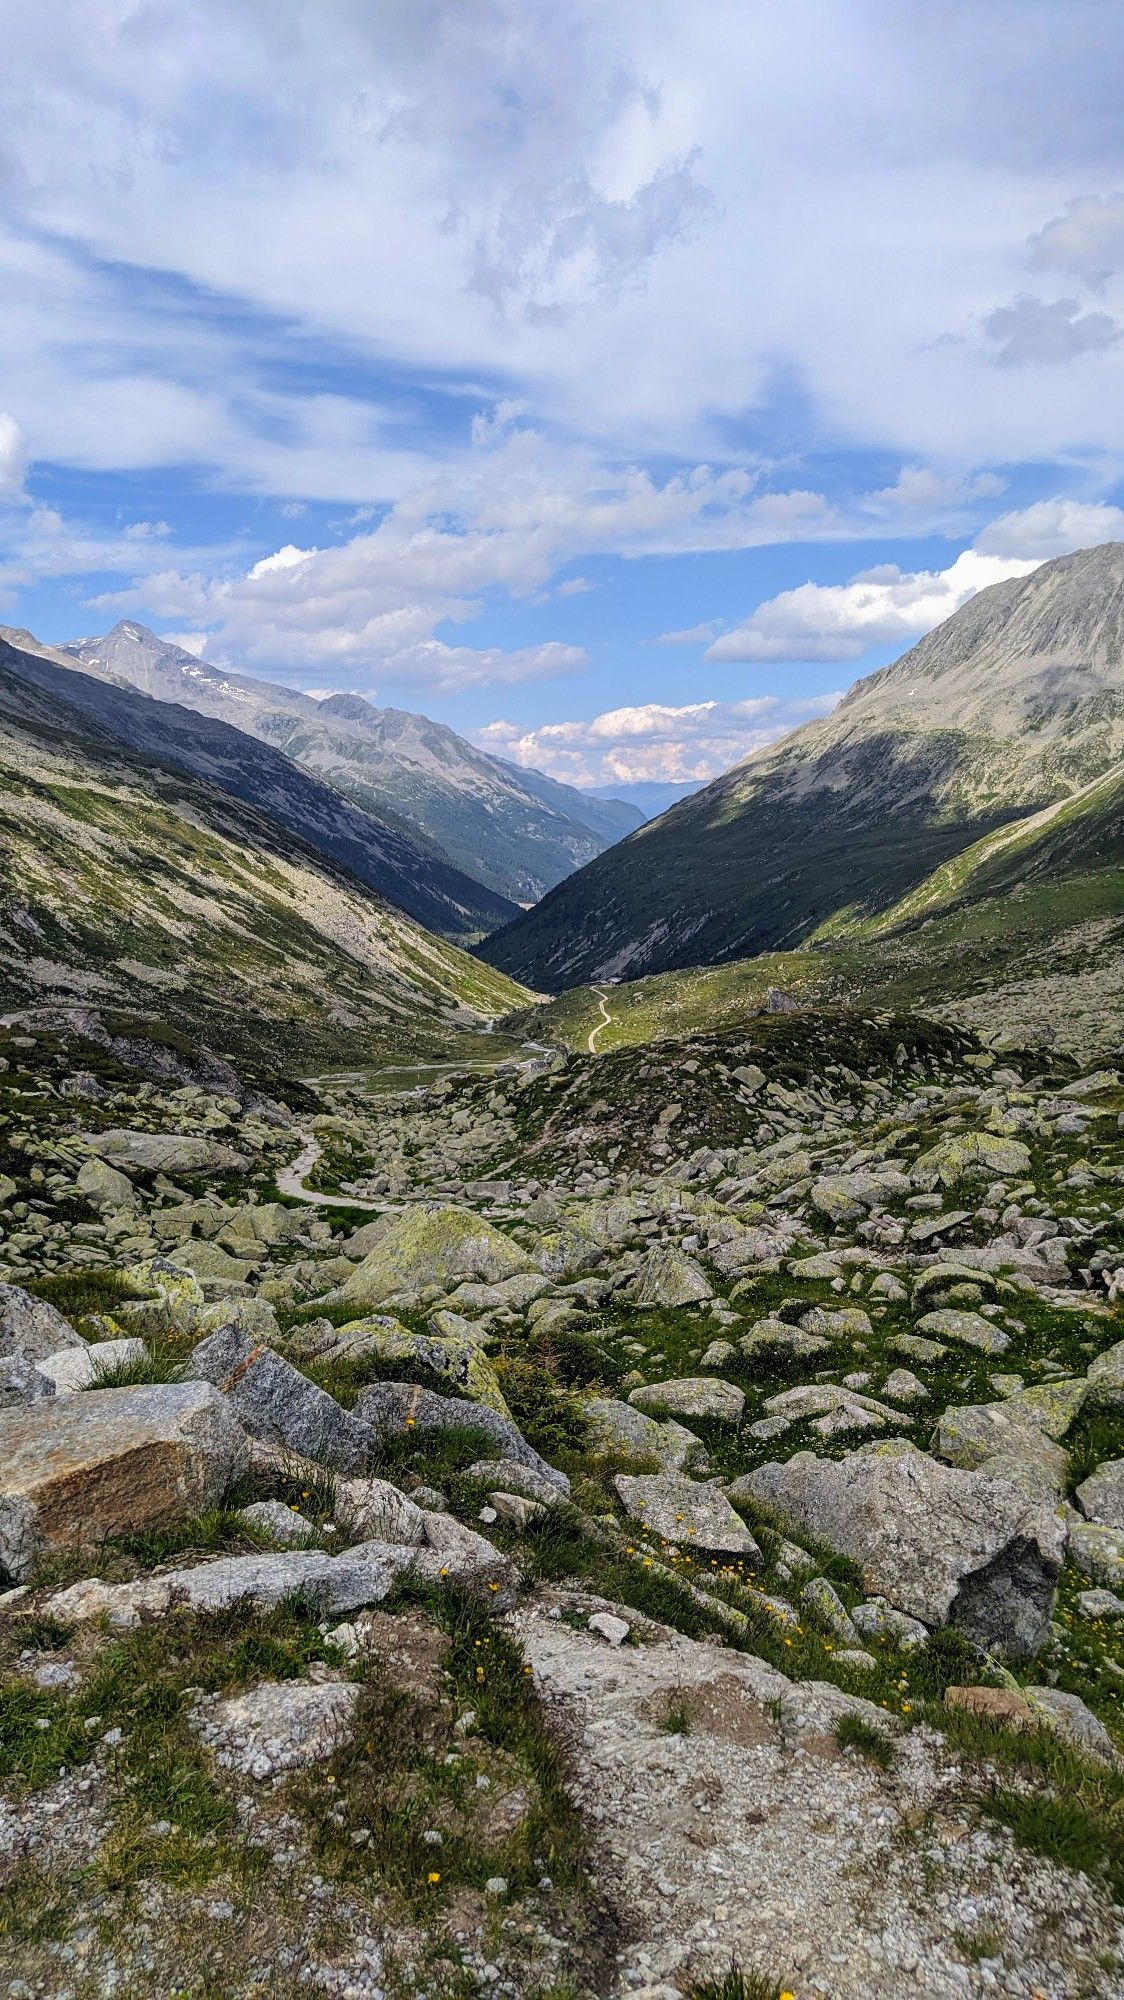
[2,1006,1124,1999]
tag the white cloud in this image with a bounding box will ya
[476,692,840,786]
[0,414,28,501]
[656,620,722,645]
[1030,193,1124,289]
[705,550,1039,664]
[983,295,1120,368]
[974,498,1124,559]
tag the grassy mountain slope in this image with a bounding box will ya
[522,751,1124,1062]
[49,622,642,903]
[0,655,529,1074]
[0,634,516,942]
[479,542,1124,989]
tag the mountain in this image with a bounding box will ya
[0,648,528,1076]
[477,541,1124,989]
[50,622,642,903]
[0,633,516,942]
[588,779,704,819]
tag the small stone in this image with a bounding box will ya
[588,1611,630,1647]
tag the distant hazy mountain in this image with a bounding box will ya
[50,623,642,903]
[588,779,704,820]
[0,645,526,1073]
[0,632,516,942]
[478,541,1124,989]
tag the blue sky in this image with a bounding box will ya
[2,1,1124,787]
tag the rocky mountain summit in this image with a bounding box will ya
[480,542,1124,989]
[2,999,1123,1999]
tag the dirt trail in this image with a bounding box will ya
[588,986,613,1053]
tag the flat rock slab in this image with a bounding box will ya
[190,1325,373,1475]
[614,1472,760,1558]
[629,1378,745,1422]
[0,1381,246,1581]
[84,1130,248,1176]
[38,1548,402,1625]
[516,1613,1120,1998]
[191,1677,361,1780]
[746,1439,1064,1656]
[916,1309,1009,1355]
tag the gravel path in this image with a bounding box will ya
[588,986,614,1053]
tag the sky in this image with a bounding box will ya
[2,2,1124,792]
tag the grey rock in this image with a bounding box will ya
[851,1598,930,1649]
[1076,1588,1124,1619]
[36,1338,147,1395]
[84,1129,248,1176]
[1086,1339,1124,1411]
[631,1245,713,1308]
[461,1459,563,1506]
[236,1499,317,1547]
[191,1678,361,1780]
[42,1547,398,1626]
[189,1325,373,1475]
[936,1402,1069,1496]
[614,1472,760,1557]
[333,1475,427,1545]
[1025,1686,1119,1765]
[1077,1458,1124,1529]
[75,1158,136,1212]
[628,1377,745,1422]
[881,1367,929,1405]
[745,1439,1064,1655]
[0,1283,83,1364]
[355,1381,568,1492]
[0,1350,55,1410]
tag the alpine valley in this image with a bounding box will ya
[2,544,1124,2000]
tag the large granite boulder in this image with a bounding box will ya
[629,1378,745,1422]
[333,1206,532,1309]
[354,1381,568,1493]
[0,1381,246,1580]
[745,1439,1065,1655]
[1076,1460,1124,1530]
[912,1132,1031,1189]
[584,1396,705,1473]
[630,1246,713,1308]
[83,1130,248,1177]
[189,1325,373,1473]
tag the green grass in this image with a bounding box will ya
[939,1704,1124,1901]
[834,1713,896,1769]
[684,1968,790,2000]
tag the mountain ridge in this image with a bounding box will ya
[477,541,1124,989]
[47,621,643,903]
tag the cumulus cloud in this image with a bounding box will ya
[974,497,1124,559]
[983,295,1119,368]
[475,692,840,786]
[1030,193,1124,290]
[704,551,1039,665]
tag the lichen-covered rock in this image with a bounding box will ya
[236,1499,317,1546]
[628,1377,745,1422]
[0,1381,246,1580]
[333,1206,532,1309]
[584,1396,704,1473]
[745,1439,1064,1655]
[328,1318,512,1415]
[630,1245,713,1308]
[1076,1460,1124,1530]
[1069,1521,1124,1588]
[83,1129,248,1176]
[1086,1339,1124,1411]
[333,1476,427,1545]
[189,1325,373,1474]
[75,1157,136,1212]
[916,1308,1009,1355]
[912,1131,1031,1188]
[614,1472,760,1558]
[935,1402,1070,1495]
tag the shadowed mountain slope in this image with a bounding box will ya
[0,633,517,942]
[478,542,1124,989]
